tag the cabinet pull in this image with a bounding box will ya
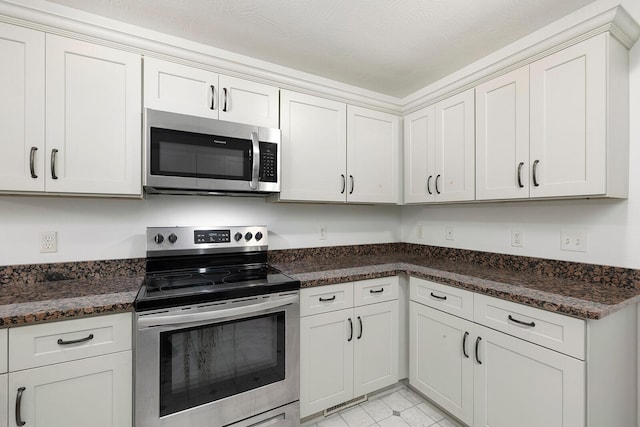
[475,337,482,364]
[29,147,38,179]
[435,174,441,194]
[508,315,536,328]
[427,175,433,195]
[340,174,346,194]
[532,160,540,187]
[462,331,470,358]
[57,333,94,345]
[357,316,363,339]
[430,292,447,301]
[51,148,59,180]
[517,162,524,188]
[15,387,26,426]
[369,288,384,294]
[318,295,336,302]
[223,87,228,112]
[349,175,354,194]
[210,85,216,110]
[348,318,353,342]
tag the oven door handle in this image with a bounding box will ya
[250,131,260,191]
[137,295,297,328]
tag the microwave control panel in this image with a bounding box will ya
[259,142,277,183]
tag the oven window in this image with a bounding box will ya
[150,127,251,180]
[158,311,285,417]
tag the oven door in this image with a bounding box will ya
[135,292,299,427]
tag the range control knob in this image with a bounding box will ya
[168,233,178,244]
[154,234,164,244]
[244,232,253,241]
[234,232,243,242]
[255,231,263,241]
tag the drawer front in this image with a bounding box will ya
[0,329,7,373]
[474,293,585,359]
[300,282,354,316]
[354,276,399,306]
[9,312,132,371]
[410,277,474,320]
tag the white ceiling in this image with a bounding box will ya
[46,0,598,97]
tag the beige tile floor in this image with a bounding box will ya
[301,386,464,427]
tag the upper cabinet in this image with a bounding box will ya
[280,90,400,204]
[0,23,141,197]
[476,32,629,201]
[404,89,475,203]
[143,57,279,128]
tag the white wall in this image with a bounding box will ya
[401,0,640,270]
[0,195,400,266]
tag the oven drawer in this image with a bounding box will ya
[353,276,399,306]
[9,313,132,371]
[300,282,354,316]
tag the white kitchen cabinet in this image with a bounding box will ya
[529,32,628,199]
[300,277,399,418]
[475,66,530,200]
[404,89,475,203]
[280,90,399,204]
[45,35,141,196]
[144,57,279,128]
[0,329,6,427]
[0,23,45,193]
[7,313,132,427]
[346,106,400,204]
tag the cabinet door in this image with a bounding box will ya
[476,66,530,200]
[404,105,436,203]
[0,23,45,192]
[353,301,398,396]
[530,34,607,198]
[143,57,218,118]
[346,106,399,204]
[300,310,353,418]
[435,88,475,202]
[45,35,141,195]
[409,302,473,426]
[8,351,132,427]
[473,325,585,427]
[280,90,347,202]
[0,374,6,427]
[218,75,279,128]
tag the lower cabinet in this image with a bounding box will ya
[0,374,6,427]
[300,277,399,418]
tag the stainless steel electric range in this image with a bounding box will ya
[134,226,300,427]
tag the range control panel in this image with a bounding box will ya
[146,225,268,256]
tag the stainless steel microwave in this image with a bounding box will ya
[144,109,280,195]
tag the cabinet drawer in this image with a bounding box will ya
[9,313,132,371]
[300,283,354,316]
[474,293,585,359]
[0,329,7,373]
[354,276,399,306]
[410,278,474,320]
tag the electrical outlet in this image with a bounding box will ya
[417,224,424,239]
[319,225,327,240]
[560,230,587,252]
[445,225,454,241]
[511,230,523,247]
[40,231,58,253]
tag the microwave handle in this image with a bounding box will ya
[250,132,260,190]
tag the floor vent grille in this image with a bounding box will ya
[323,394,368,417]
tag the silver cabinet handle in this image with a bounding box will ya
[340,174,346,194]
[517,162,524,188]
[427,175,433,195]
[210,85,216,110]
[57,333,94,345]
[532,160,540,187]
[29,147,38,179]
[249,132,260,190]
[223,87,228,112]
[435,174,441,194]
[51,149,59,180]
[349,175,354,195]
[15,387,26,426]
